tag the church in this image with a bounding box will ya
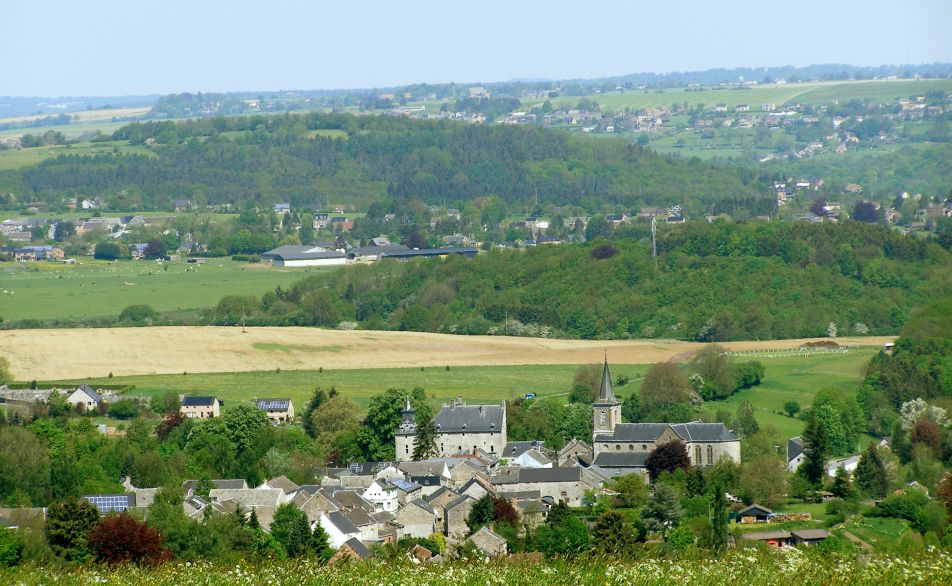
[590,359,741,478]
[395,397,507,462]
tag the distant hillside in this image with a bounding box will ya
[16,112,772,213]
[214,221,952,341]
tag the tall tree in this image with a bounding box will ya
[640,363,693,410]
[735,400,760,437]
[356,387,432,461]
[800,412,831,486]
[45,499,100,562]
[854,444,889,498]
[88,512,170,566]
[710,482,729,552]
[691,344,736,399]
[412,412,438,460]
[269,503,312,558]
[642,484,682,541]
[465,495,495,535]
[590,510,634,554]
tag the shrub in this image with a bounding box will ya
[108,399,141,420]
[0,527,21,567]
[88,513,170,565]
[119,304,159,323]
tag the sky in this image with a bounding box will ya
[1,0,951,97]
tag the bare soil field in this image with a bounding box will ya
[0,326,895,380]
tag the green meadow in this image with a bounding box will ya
[48,349,876,441]
[526,78,952,112]
[0,259,326,321]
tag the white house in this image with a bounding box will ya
[319,511,360,548]
[65,385,101,411]
[362,480,399,513]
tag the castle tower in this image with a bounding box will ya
[395,398,416,461]
[592,356,622,440]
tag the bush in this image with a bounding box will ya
[0,527,21,567]
[88,513,170,565]
[94,242,128,260]
[119,304,159,323]
[733,361,764,390]
[231,254,261,263]
[108,399,141,420]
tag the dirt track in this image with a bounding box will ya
[0,326,895,380]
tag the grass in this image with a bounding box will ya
[698,348,878,439]
[43,349,872,424]
[0,258,328,321]
[525,78,952,113]
[838,517,912,550]
[0,139,154,170]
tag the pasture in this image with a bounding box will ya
[525,78,952,112]
[12,328,881,440]
[0,139,154,171]
[0,259,318,322]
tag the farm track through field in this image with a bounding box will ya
[0,326,894,380]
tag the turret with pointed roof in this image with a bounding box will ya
[592,356,622,440]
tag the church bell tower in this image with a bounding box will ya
[592,355,622,440]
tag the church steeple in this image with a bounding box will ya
[592,352,622,439]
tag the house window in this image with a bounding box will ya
[707,445,714,465]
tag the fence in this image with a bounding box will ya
[722,345,880,359]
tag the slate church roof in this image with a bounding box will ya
[595,422,737,443]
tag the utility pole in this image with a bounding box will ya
[651,215,658,269]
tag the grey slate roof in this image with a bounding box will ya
[408,498,435,515]
[595,422,737,443]
[181,396,217,407]
[326,511,359,535]
[592,452,649,468]
[503,441,549,458]
[494,467,583,484]
[342,537,371,558]
[593,359,619,405]
[76,384,102,403]
[738,504,773,516]
[434,402,504,434]
[787,437,803,460]
[378,246,478,259]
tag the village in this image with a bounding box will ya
[0,360,858,561]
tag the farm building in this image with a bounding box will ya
[261,245,347,267]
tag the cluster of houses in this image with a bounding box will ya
[0,384,119,421]
[0,363,848,558]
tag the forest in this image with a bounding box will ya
[10,112,773,214]
[211,221,952,341]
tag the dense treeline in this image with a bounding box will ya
[214,221,952,341]
[17,112,771,213]
[860,300,952,437]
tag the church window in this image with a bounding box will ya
[629,444,634,451]
[695,446,701,463]
[600,411,607,426]
[707,445,714,465]
[642,444,647,451]
[615,444,620,451]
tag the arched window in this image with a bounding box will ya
[600,411,607,426]
[707,445,714,465]
[615,444,621,451]
[695,445,702,464]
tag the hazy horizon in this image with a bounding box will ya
[2,0,951,97]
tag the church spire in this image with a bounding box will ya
[594,352,619,405]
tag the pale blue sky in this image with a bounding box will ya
[1,0,950,96]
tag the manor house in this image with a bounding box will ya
[395,397,507,462]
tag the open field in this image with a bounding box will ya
[0,259,318,321]
[698,348,879,438]
[526,78,952,112]
[0,323,890,380]
[0,139,154,170]
[35,348,876,424]
[0,107,151,127]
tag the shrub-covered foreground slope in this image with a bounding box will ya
[2,551,950,586]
